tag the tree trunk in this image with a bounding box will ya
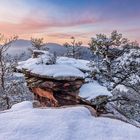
[0,54,5,90]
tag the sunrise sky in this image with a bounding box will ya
[0,0,140,44]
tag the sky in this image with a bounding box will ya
[0,0,140,44]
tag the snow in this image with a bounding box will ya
[105,38,112,42]
[80,81,112,100]
[0,101,139,140]
[17,53,91,73]
[18,63,85,79]
[116,49,140,66]
[97,38,103,43]
[17,57,43,70]
[17,52,87,79]
[11,101,33,111]
[17,55,51,70]
[56,57,91,72]
[115,85,129,92]
[17,60,85,80]
[33,50,49,54]
[17,50,55,70]
[30,64,85,79]
[13,72,24,78]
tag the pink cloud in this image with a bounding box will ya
[125,28,140,33]
[0,12,139,44]
[20,14,100,29]
[0,9,101,35]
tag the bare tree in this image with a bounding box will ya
[0,34,17,109]
[64,37,82,59]
[29,37,48,53]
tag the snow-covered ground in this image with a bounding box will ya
[80,81,112,100]
[0,101,139,140]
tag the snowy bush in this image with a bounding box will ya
[89,31,140,90]
[112,85,140,122]
[0,34,33,110]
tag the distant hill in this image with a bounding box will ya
[7,39,93,60]
[46,43,67,56]
[7,39,31,60]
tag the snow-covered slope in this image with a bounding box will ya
[0,101,139,140]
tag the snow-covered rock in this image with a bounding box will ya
[17,51,87,80]
[79,81,112,100]
[18,64,85,80]
[0,101,140,140]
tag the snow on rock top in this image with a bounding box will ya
[79,81,112,100]
[17,51,87,80]
[0,101,139,140]
[17,51,53,71]
[17,61,85,80]
[30,64,85,80]
[56,57,91,72]
[17,57,85,80]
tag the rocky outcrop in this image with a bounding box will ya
[16,50,116,116]
[16,50,87,107]
[25,76,84,107]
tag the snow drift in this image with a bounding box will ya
[0,101,139,140]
